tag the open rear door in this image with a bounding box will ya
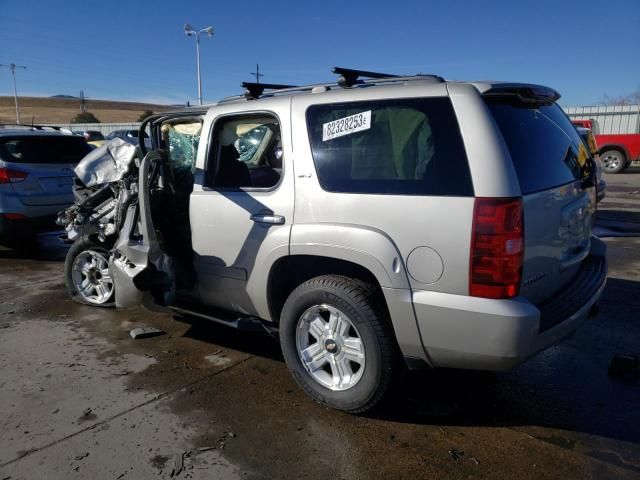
[109,150,176,308]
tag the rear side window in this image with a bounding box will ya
[487,102,592,194]
[306,97,473,196]
[0,136,92,164]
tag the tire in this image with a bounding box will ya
[601,149,627,174]
[279,275,396,413]
[64,239,115,307]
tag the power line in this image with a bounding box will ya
[0,63,27,123]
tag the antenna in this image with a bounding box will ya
[250,64,264,85]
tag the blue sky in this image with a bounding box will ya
[0,0,638,106]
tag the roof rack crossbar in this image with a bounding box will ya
[241,82,299,99]
[332,66,397,87]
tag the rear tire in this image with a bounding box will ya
[601,149,627,174]
[65,239,115,308]
[279,275,396,413]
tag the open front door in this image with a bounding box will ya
[109,150,177,308]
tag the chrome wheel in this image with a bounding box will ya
[602,150,624,173]
[71,250,114,305]
[295,304,366,391]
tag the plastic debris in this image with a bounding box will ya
[170,452,184,477]
[129,327,165,340]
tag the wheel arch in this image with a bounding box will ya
[267,253,431,369]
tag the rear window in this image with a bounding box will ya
[0,136,92,164]
[487,102,592,194]
[306,97,473,196]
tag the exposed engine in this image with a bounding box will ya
[56,138,139,245]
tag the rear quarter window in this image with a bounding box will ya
[305,97,473,196]
[487,102,592,194]
[0,136,92,164]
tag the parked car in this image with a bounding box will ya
[0,128,92,243]
[59,69,607,413]
[575,125,606,202]
[571,118,640,174]
[105,129,150,147]
[81,130,106,148]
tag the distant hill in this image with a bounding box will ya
[0,96,172,124]
[50,94,78,99]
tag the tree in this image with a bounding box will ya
[137,110,154,122]
[71,111,101,123]
[601,88,640,106]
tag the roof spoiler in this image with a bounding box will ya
[482,84,561,106]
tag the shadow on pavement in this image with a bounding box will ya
[597,209,640,228]
[174,277,640,452]
[0,230,69,261]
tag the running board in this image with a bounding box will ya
[169,305,267,333]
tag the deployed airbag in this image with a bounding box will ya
[74,138,137,187]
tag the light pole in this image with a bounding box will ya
[0,63,27,124]
[184,24,214,105]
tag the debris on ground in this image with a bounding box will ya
[227,431,236,438]
[129,327,165,340]
[81,408,92,417]
[197,446,216,452]
[448,448,480,465]
[74,452,89,461]
[170,451,184,477]
[608,354,639,381]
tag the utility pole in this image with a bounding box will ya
[80,90,87,113]
[250,64,264,84]
[0,63,27,124]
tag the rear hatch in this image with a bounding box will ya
[485,95,597,305]
[0,135,91,206]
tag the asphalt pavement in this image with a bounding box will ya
[0,170,639,479]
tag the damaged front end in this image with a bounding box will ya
[58,136,177,308]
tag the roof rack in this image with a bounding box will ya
[332,66,445,87]
[221,66,445,102]
[0,123,75,133]
[242,82,298,99]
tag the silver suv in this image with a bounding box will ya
[0,127,91,243]
[60,68,607,413]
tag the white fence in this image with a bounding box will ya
[564,105,640,135]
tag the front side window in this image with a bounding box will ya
[305,97,473,196]
[206,115,283,189]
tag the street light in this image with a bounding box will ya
[184,23,214,105]
[0,63,27,124]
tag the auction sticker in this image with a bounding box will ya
[322,110,371,141]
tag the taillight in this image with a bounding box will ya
[0,168,28,184]
[3,213,26,220]
[470,197,524,299]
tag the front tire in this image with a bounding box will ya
[65,239,115,307]
[279,275,396,413]
[601,149,627,174]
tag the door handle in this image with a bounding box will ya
[251,213,285,225]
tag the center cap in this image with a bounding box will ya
[324,339,339,354]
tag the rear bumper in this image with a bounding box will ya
[412,237,607,371]
[0,214,59,241]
